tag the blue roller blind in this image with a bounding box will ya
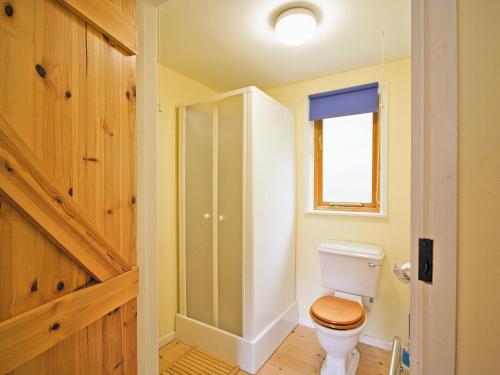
[308,82,379,121]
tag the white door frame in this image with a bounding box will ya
[136,1,160,375]
[137,0,459,374]
[410,0,458,374]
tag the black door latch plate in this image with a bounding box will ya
[418,238,433,283]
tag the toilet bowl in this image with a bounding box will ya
[310,295,367,375]
[312,241,384,375]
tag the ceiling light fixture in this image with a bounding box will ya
[275,8,318,46]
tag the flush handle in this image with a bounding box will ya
[368,262,382,268]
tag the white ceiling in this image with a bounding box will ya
[158,0,410,91]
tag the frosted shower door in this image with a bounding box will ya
[217,95,243,335]
[185,103,214,326]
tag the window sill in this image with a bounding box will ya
[304,208,387,218]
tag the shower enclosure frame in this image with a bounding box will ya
[178,88,250,336]
[176,86,297,373]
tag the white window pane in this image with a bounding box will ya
[322,113,373,203]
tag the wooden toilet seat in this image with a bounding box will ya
[310,295,365,330]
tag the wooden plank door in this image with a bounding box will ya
[0,0,138,373]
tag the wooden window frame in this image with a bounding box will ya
[313,112,381,212]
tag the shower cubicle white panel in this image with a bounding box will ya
[246,92,296,339]
[177,87,297,374]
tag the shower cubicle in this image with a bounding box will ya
[175,87,297,373]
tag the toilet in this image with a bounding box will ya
[311,241,384,375]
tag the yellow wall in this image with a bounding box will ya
[456,0,500,373]
[266,59,411,344]
[157,64,217,338]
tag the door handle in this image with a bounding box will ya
[203,213,211,220]
[218,215,225,222]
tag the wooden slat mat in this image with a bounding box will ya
[163,347,240,375]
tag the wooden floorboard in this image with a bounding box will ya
[158,325,390,375]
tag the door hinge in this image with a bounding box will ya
[418,238,433,283]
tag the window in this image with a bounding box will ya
[314,112,380,212]
[307,82,386,215]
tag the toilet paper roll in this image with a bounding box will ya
[393,262,411,284]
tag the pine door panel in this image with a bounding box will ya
[0,0,36,150]
[0,197,88,321]
[0,0,138,373]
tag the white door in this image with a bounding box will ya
[410,0,457,374]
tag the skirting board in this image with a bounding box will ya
[158,331,176,349]
[298,316,392,351]
[176,302,298,374]
[359,334,392,351]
